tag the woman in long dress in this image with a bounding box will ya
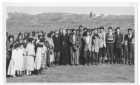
[6,35,14,76]
[26,38,35,75]
[34,38,47,75]
[7,43,20,77]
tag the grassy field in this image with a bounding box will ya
[6,13,134,83]
[6,13,134,37]
[6,64,134,83]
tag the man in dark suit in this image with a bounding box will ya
[124,28,134,65]
[66,29,72,65]
[114,27,123,64]
[52,30,61,66]
[60,30,69,65]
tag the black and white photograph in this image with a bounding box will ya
[3,2,138,84]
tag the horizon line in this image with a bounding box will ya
[7,12,134,16]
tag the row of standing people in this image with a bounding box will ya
[6,26,135,78]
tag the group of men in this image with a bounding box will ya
[52,25,134,66]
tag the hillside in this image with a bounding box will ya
[6,12,134,36]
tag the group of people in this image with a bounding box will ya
[6,25,135,78]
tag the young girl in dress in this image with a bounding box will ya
[26,38,35,75]
[35,38,47,75]
[16,43,25,77]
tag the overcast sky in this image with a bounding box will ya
[7,6,134,15]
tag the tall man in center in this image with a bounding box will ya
[60,30,69,65]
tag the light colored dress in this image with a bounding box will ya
[34,47,42,70]
[26,43,35,71]
[7,49,18,76]
[22,48,27,71]
[16,48,24,71]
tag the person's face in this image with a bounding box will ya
[128,30,132,34]
[116,29,120,33]
[23,39,27,43]
[86,32,89,36]
[67,30,70,35]
[94,30,98,34]
[83,29,86,32]
[51,33,54,37]
[35,33,38,37]
[73,30,76,35]
[80,27,83,30]
[20,45,24,49]
[55,31,59,36]
[9,37,13,42]
[77,31,80,35]
[124,40,128,44]
[60,29,63,33]
[98,29,101,33]
[25,33,27,36]
[32,40,35,43]
[63,30,66,35]
[16,47,19,50]
[100,29,104,33]
[92,30,95,34]
[19,35,22,39]
[108,29,112,33]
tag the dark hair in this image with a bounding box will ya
[94,28,97,31]
[8,35,14,41]
[94,34,99,38]
[108,27,112,30]
[97,27,100,30]
[17,32,23,39]
[40,38,45,42]
[14,43,20,49]
[47,33,52,38]
[79,25,83,28]
[32,31,35,36]
[115,27,120,31]
[59,28,63,32]
[100,26,104,30]
[83,27,88,31]
[128,28,132,31]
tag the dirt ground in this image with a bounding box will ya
[6,64,134,83]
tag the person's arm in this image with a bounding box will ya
[121,33,124,44]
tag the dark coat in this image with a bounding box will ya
[114,32,123,48]
[60,35,69,48]
[124,34,134,48]
[52,35,61,52]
